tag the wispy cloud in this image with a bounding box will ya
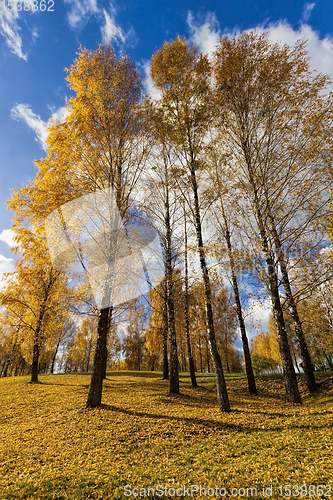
[302,2,315,23]
[0,0,36,59]
[63,0,98,29]
[142,60,162,101]
[0,0,37,59]
[10,104,69,150]
[64,0,132,47]
[0,229,18,248]
[101,8,126,44]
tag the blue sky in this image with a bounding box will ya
[0,0,333,336]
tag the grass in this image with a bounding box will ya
[1,371,333,499]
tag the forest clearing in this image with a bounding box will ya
[1,371,332,499]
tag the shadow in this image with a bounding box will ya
[35,382,90,388]
[93,403,333,433]
[106,371,161,379]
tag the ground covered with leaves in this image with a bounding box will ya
[1,371,332,499]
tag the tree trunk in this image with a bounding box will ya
[166,256,179,394]
[30,270,57,383]
[268,214,317,393]
[164,171,179,394]
[220,200,257,395]
[1,360,9,378]
[269,271,302,403]
[86,306,110,407]
[167,276,179,394]
[51,338,61,374]
[226,356,230,374]
[190,167,230,411]
[206,338,210,373]
[292,346,301,374]
[284,282,316,390]
[245,156,301,404]
[162,283,169,380]
[31,309,46,382]
[151,356,156,371]
[324,353,333,370]
[19,358,26,376]
[31,334,40,383]
[198,334,203,372]
[183,204,197,387]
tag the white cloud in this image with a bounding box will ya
[0,254,14,274]
[302,2,315,23]
[0,0,36,59]
[10,104,69,150]
[0,230,18,248]
[187,12,221,56]
[11,104,48,149]
[63,0,98,29]
[187,14,333,82]
[257,22,333,80]
[48,105,69,124]
[101,8,126,45]
[63,0,133,47]
[31,27,38,42]
[245,297,272,335]
[142,60,162,101]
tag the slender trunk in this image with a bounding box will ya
[246,157,301,403]
[164,170,179,394]
[151,356,156,371]
[31,299,48,382]
[1,360,9,378]
[30,269,58,383]
[285,292,315,388]
[50,353,56,375]
[198,334,203,373]
[162,283,169,379]
[292,346,301,374]
[324,353,333,370]
[86,307,110,407]
[19,358,26,376]
[183,204,197,387]
[182,354,186,372]
[51,338,61,374]
[269,271,302,402]
[190,168,230,411]
[226,356,230,374]
[206,337,210,373]
[166,245,179,394]
[220,200,257,395]
[269,218,317,393]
